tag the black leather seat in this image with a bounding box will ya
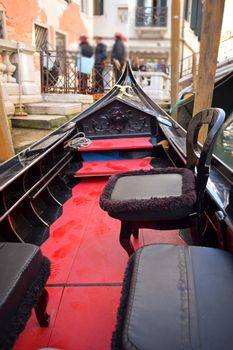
[0,242,50,350]
[112,244,233,350]
[100,108,225,255]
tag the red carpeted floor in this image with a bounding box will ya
[14,176,185,350]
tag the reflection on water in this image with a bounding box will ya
[214,112,233,169]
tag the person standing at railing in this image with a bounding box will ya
[77,35,94,93]
[111,32,126,82]
[94,36,107,93]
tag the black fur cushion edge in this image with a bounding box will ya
[100,168,196,215]
[111,253,136,350]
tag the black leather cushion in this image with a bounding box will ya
[0,242,44,326]
[100,168,196,220]
[111,173,183,199]
[118,244,233,350]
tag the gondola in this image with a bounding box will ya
[177,68,233,169]
[177,67,233,127]
[0,62,233,350]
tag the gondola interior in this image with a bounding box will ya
[0,63,233,350]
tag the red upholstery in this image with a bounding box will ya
[75,158,153,177]
[79,137,153,152]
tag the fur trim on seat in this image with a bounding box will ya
[100,168,196,217]
[0,257,50,350]
[111,253,135,350]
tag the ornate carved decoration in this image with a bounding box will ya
[81,100,151,137]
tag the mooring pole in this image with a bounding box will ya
[193,0,225,143]
[170,0,180,121]
[0,83,14,162]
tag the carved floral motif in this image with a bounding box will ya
[82,102,151,137]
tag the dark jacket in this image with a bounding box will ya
[95,43,107,65]
[111,38,125,66]
[80,42,94,58]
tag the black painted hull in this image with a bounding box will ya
[0,62,233,253]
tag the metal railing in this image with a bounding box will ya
[179,52,199,79]
[135,6,167,27]
[40,50,115,94]
[179,35,233,80]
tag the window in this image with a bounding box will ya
[137,0,167,7]
[118,7,128,24]
[0,7,6,39]
[55,32,66,73]
[81,0,89,14]
[190,0,202,38]
[81,0,84,12]
[184,0,190,21]
[56,32,66,52]
[136,0,167,27]
[35,24,48,51]
[94,0,104,15]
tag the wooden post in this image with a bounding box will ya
[193,0,225,143]
[171,0,180,121]
[0,83,14,162]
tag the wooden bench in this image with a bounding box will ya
[0,242,50,350]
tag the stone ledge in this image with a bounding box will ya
[12,128,52,154]
[9,95,43,104]
[24,102,82,115]
[5,101,15,115]
[22,82,40,95]
[43,93,93,104]
[2,83,21,96]
[0,39,35,54]
[81,103,92,111]
[11,114,67,130]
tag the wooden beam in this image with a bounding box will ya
[170,0,180,121]
[0,83,14,162]
[193,0,225,143]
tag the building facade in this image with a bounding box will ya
[0,0,91,99]
[0,0,201,93]
[0,0,205,107]
[91,0,200,68]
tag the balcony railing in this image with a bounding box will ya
[179,52,200,79]
[179,36,233,80]
[135,6,167,27]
